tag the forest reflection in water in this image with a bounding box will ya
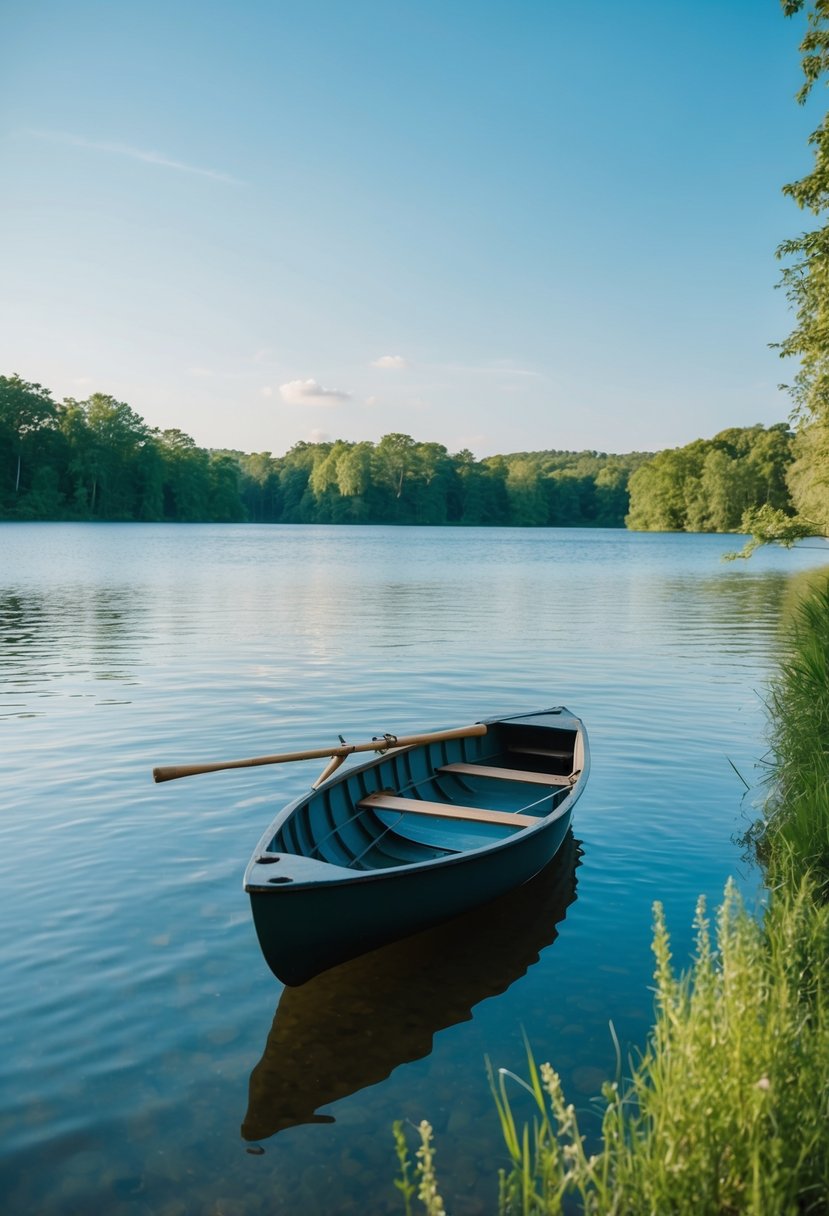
[243,833,580,1142]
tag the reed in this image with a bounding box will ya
[393,1120,446,1216]
[395,880,829,1214]
[747,579,829,891]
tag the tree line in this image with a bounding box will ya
[0,373,802,530]
[0,373,652,527]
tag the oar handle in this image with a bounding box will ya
[152,722,487,784]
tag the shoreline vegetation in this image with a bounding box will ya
[393,578,829,1215]
[0,373,804,533]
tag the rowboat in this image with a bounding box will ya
[241,707,589,985]
[242,832,581,1139]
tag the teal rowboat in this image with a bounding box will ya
[243,707,589,986]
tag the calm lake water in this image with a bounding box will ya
[2,522,829,1215]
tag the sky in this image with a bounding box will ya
[0,0,822,459]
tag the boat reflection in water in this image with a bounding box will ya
[241,831,581,1141]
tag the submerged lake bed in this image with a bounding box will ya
[2,522,828,1215]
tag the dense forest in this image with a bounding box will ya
[0,372,799,530]
[0,372,649,527]
[625,423,796,532]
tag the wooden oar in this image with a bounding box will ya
[152,722,488,784]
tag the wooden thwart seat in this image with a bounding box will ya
[439,762,573,787]
[358,791,537,829]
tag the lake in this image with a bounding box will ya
[2,522,828,1215]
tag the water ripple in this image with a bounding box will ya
[1,523,828,1213]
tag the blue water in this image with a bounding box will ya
[1,523,828,1215]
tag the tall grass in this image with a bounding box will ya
[395,880,829,1214]
[748,580,829,891]
[394,579,829,1214]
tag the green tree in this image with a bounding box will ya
[480,457,511,524]
[279,442,317,522]
[240,451,281,521]
[412,442,454,523]
[158,428,211,520]
[786,421,829,527]
[19,465,65,518]
[333,442,375,521]
[452,450,488,524]
[594,463,631,526]
[699,449,750,531]
[546,469,585,525]
[626,429,793,535]
[81,393,150,517]
[209,453,245,521]
[505,458,547,525]
[135,437,165,521]
[309,442,343,497]
[57,398,94,515]
[626,448,699,530]
[336,442,373,497]
[0,374,57,504]
[768,2,829,536]
[374,433,419,501]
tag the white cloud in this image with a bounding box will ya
[371,354,408,369]
[279,378,351,406]
[308,428,330,443]
[365,395,380,407]
[187,366,214,378]
[260,385,273,398]
[24,129,243,185]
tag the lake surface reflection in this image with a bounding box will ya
[1,523,828,1215]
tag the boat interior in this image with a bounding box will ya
[264,716,582,872]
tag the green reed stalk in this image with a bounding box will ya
[393,882,829,1215]
[393,1120,416,1216]
[747,579,829,892]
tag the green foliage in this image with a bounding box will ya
[0,373,651,527]
[397,879,829,1215]
[626,425,797,533]
[0,373,57,501]
[786,422,829,532]
[725,504,817,559]
[721,4,829,555]
[746,578,829,889]
[767,2,829,537]
[1,374,804,532]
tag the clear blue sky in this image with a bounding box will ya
[0,0,819,457]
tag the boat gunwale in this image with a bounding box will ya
[243,707,589,893]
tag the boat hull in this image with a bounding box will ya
[244,707,589,985]
[242,832,581,1138]
[249,807,573,985]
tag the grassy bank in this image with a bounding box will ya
[748,581,829,893]
[395,578,829,1214]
